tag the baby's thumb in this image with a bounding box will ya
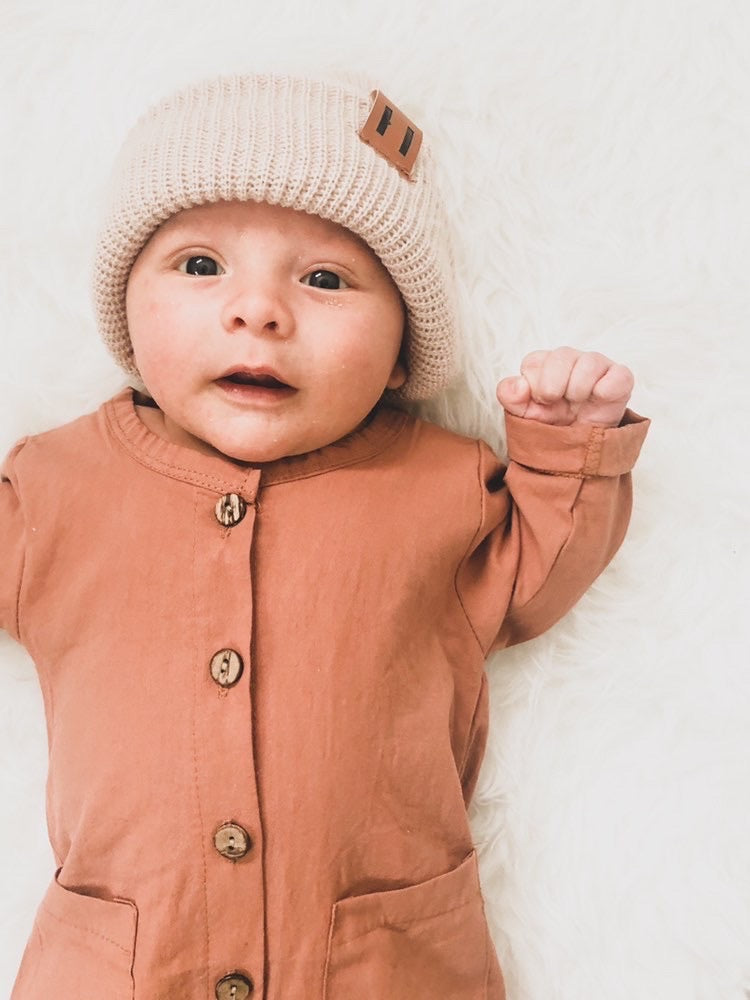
[496,375,530,416]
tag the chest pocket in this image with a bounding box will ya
[323,850,504,1000]
[12,868,138,1000]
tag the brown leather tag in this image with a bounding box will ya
[359,91,423,179]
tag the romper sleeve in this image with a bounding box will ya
[456,410,650,653]
[0,440,29,642]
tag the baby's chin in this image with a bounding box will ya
[212,432,356,465]
[143,401,373,464]
[180,422,355,465]
[189,411,379,464]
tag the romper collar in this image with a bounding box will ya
[103,387,410,494]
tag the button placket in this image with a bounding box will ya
[200,477,263,993]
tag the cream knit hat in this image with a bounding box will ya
[93,72,459,400]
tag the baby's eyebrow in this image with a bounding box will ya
[153,220,372,266]
[310,233,375,260]
[157,218,203,238]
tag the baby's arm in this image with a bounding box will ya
[0,441,28,642]
[456,348,648,652]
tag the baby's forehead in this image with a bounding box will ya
[157,200,365,250]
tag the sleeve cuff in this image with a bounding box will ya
[504,408,650,477]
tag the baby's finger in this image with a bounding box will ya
[517,350,548,379]
[590,362,634,403]
[565,352,613,403]
[496,375,531,416]
[522,346,579,403]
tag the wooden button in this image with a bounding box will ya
[215,494,247,527]
[215,972,253,999]
[214,822,252,860]
[210,650,244,688]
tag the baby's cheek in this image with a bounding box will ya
[329,349,380,391]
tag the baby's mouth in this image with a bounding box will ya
[224,372,288,388]
[216,367,296,398]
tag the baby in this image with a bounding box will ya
[1,74,649,999]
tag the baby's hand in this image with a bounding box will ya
[496,347,634,427]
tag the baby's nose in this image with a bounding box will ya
[221,281,294,338]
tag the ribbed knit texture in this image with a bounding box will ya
[93,73,459,400]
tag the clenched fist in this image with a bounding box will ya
[496,347,634,427]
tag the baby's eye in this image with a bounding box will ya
[301,269,348,290]
[179,255,224,276]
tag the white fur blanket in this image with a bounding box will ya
[1,2,748,997]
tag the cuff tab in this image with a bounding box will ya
[505,409,650,477]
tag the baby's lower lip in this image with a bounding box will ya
[215,377,297,402]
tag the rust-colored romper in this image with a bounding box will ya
[0,388,648,999]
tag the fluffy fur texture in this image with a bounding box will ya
[1,2,748,997]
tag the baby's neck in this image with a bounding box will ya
[133,397,248,464]
[132,392,382,466]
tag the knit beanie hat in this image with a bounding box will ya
[92,72,459,401]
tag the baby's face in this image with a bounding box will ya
[125,200,406,463]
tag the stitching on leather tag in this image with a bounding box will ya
[359,90,423,179]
